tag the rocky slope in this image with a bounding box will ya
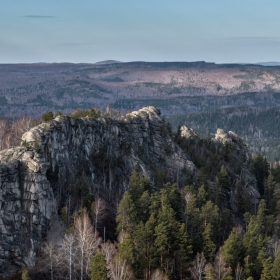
[0,106,260,277]
[0,106,195,277]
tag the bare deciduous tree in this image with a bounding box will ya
[101,241,117,264]
[59,233,76,280]
[235,263,243,280]
[109,253,133,280]
[0,116,38,151]
[214,250,231,280]
[91,197,106,236]
[190,252,207,280]
[150,269,168,280]
[40,241,59,280]
[74,210,101,280]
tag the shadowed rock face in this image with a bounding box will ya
[0,106,195,277]
[0,147,56,277]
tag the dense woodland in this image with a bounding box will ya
[1,108,280,280]
[2,109,280,280]
[168,106,280,161]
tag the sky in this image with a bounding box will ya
[1,0,280,64]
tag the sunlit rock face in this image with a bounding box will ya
[215,128,249,153]
[180,126,198,139]
[0,106,195,277]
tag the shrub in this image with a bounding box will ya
[42,111,54,122]
[71,108,101,120]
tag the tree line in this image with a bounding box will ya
[168,106,280,161]
[9,164,280,280]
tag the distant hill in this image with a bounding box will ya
[236,62,280,66]
[168,106,280,161]
[256,62,280,66]
[2,61,280,118]
[95,60,122,64]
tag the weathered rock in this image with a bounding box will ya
[180,126,198,139]
[215,128,249,155]
[0,147,56,277]
[0,106,195,277]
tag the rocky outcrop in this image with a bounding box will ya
[180,126,198,139]
[0,106,195,277]
[0,147,56,277]
[215,128,259,207]
[215,128,249,154]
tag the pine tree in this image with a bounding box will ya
[222,228,243,272]
[256,200,268,234]
[21,269,30,280]
[215,165,230,206]
[250,154,269,196]
[154,222,170,271]
[118,234,134,266]
[265,174,276,213]
[202,224,216,262]
[91,252,108,280]
[116,192,136,233]
[243,216,267,279]
[272,249,280,280]
[260,257,274,280]
[197,185,207,208]
[176,223,193,280]
[234,179,244,214]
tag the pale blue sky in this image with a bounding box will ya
[1,0,280,63]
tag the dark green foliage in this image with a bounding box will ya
[168,106,280,161]
[215,166,230,206]
[55,111,63,117]
[90,252,108,280]
[222,228,243,272]
[250,154,269,196]
[10,106,280,280]
[271,164,280,182]
[272,249,280,279]
[22,140,32,150]
[41,111,54,122]
[21,269,30,280]
[71,108,101,119]
[116,174,192,279]
[202,224,216,261]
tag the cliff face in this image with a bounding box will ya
[0,147,56,277]
[0,107,195,277]
[0,106,261,277]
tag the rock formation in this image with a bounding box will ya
[0,147,56,276]
[0,106,195,277]
[180,126,198,139]
[0,106,261,277]
[215,128,249,155]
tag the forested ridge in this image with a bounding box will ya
[168,107,280,161]
[4,113,280,280]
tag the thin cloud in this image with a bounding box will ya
[55,42,98,47]
[24,15,56,18]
